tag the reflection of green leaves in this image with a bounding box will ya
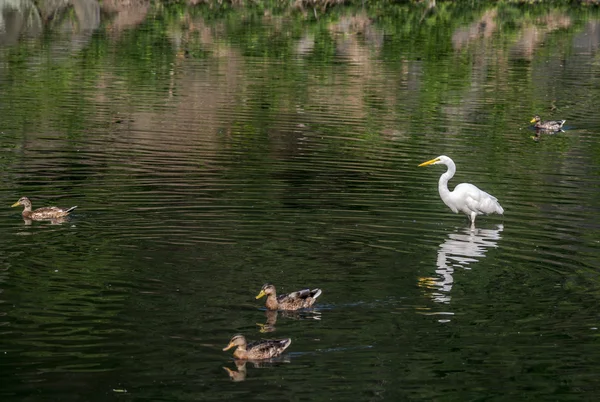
[1,48,96,137]
[111,25,175,90]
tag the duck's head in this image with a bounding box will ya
[11,197,31,208]
[256,283,276,299]
[223,334,247,351]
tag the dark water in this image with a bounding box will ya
[1,1,600,400]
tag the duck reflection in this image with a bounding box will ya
[531,128,564,142]
[257,309,322,333]
[223,357,292,382]
[22,217,70,226]
[223,361,247,382]
[419,224,504,305]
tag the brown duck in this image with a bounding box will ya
[222,334,291,360]
[256,283,322,311]
[11,197,77,220]
[530,115,566,131]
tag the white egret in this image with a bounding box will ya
[418,155,504,227]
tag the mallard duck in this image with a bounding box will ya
[256,283,322,311]
[222,334,291,360]
[11,197,77,220]
[530,115,566,131]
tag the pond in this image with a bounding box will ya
[1,1,600,400]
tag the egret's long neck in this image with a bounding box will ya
[438,160,455,199]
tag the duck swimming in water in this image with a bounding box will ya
[256,284,322,311]
[530,115,566,131]
[222,334,291,360]
[11,197,77,220]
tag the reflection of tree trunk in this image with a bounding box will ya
[36,0,70,22]
[36,0,100,31]
[0,0,42,45]
[573,21,600,54]
[0,0,101,47]
[101,0,149,34]
[73,0,100,31]
[510,14,571,61]
[452,9,497,50]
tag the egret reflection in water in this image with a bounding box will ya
[419,225,504,306]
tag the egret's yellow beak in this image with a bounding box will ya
[530,117,536,123]
[418,158,439,167]
[11,201,20,207]
[255,290,266,299]
[223,342,235,351]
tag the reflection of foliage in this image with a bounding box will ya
[1,0,599,144]
[3,0,597,141]
[1,0,599,140]
[164,0,350,15]
[110,20,176,93]
[0,49,95,136]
